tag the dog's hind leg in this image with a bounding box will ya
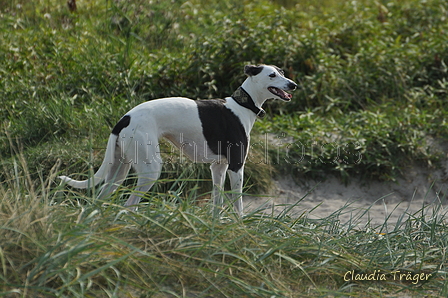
[227,167,244,217]
[97,160,131,201]
[123,134,162,210]
[210,163,229,217]
[97,142,132,200]
[124,162,161,209]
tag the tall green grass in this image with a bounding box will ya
[2,0,447,186]
[1,152,447,296]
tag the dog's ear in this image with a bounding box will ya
[273,65,285,76]
[244,65,264,76]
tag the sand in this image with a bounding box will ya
[245,163,448,227]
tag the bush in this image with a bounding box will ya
[1,0,448,188]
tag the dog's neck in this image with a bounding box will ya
[231,87,266,118]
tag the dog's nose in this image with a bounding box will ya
[288,82,298,91]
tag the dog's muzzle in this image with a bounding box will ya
[268,81,298,101]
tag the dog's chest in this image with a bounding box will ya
[195,99,249,171]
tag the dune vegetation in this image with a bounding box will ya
[1,0,448,296]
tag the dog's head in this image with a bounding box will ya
[244,64,298,102]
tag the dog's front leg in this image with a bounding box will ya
[228,167,244,217]
[210,163,228,217]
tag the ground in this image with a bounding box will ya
[247,163,448,226]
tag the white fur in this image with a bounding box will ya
[59,65,297,216]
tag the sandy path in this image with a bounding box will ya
[245,165,448,227]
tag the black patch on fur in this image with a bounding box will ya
[111,115,131,136]
[244,65,264,77]
[196,99,248,172]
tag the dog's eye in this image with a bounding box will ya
[269,73,276,78]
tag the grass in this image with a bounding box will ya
[1,0,448,296]
[1,151,448,297]
[2,0,448,185]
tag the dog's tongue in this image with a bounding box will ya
[269,87,292,100]
[278,88,292,100]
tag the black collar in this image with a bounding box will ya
[231,87,266,118]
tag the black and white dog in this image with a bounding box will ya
[59,64,297,216]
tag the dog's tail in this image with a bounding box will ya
[58,134,117,189]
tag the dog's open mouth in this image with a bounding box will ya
[268,87,293,101]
